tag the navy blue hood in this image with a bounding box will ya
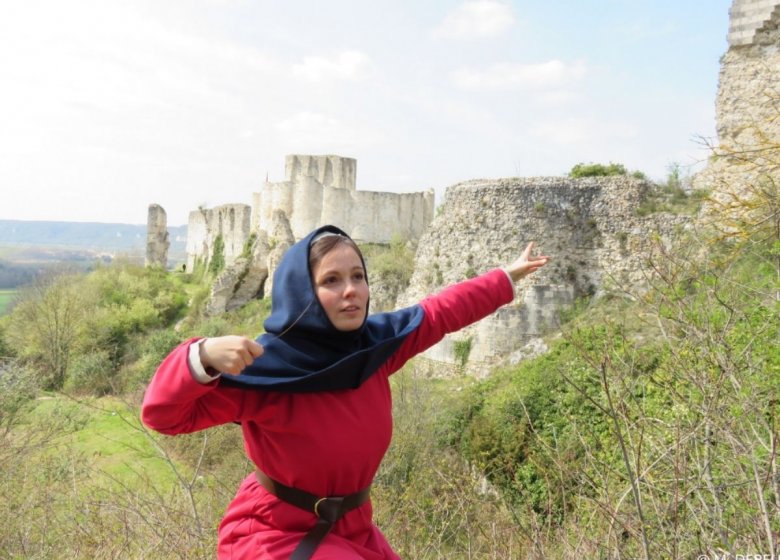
[219,225,424,392]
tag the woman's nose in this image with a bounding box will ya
[343,280,357,297]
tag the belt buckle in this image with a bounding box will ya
[313,496,344,523]
[313,497,327,518]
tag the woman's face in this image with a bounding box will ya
[311,243,369,331]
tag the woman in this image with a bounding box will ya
[142,224,549,559]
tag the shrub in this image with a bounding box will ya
[209,235,225,275]
[453,338,472,366]
[64,349,115,395]
[569,162,628,178]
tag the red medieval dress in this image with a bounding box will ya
[141,269,514,559]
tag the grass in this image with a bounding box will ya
[0,289,16,315]
[20,394,183,491]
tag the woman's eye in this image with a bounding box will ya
[353,272,365,281]
[322,276,338,285]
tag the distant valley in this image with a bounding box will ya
[0,219,187,253]
[0,220,187,288]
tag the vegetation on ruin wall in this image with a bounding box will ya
[570,160,710,216]
[360,233,416,286]
[569,161,647,179]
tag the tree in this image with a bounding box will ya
[5,272,87,389]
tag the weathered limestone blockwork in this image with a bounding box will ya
[285,154,356,190]
[145,204,169,268]
[185,204,252,271]
[697,0,780,211]
[400,177,690,374]
[727,0,780,46]
[204,211,296,316]
[251,154,434,243]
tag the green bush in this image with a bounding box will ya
[209,234,225,275]
[361,234,415,287]
[5,263,188,394]
[569,162,629,178]
[0,318,12,358]
[64,349,115,395]
[117,328,183,392]
[444,218,779,556]
[453,338,472,366]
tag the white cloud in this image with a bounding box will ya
[536,90,582,106]
[0,1,287,223]
[451,60,586,91]
[531,118,639,146]
[275,111,357,148]
[433,0,515,39]
[292,50,373,83]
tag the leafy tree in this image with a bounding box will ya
[5,272,87,389]
[4,262,187,393]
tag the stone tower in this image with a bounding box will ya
[697,0,780,204]
[718,0,780,146]
[250,154,434,243]
[145,204,170,268]
[285,154,357,190]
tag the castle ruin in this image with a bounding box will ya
[146,1,776,361]
[185,154,434,272]
[253,155,434,243]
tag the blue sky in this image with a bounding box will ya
[0,0,732,225]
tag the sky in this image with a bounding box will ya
[0,0,732,226]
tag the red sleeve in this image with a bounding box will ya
[140,338,248,435]
[382,268,514,374]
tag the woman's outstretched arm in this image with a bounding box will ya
[383,242,550,373]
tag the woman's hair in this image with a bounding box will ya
[309,234,366,278]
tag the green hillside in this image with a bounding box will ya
[0,290,15,315]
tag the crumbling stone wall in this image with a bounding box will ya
[205,210,297,316]
[185,204,252,272]
[400,177,689,375]
[697,0,780,209]
[145,204,169,268]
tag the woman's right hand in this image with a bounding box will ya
[199,336,264,375]
[504,241,550,282]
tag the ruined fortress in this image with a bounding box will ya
[184,154,434,272]
[146,0,778,373]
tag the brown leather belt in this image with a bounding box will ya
[254,468,371,560]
